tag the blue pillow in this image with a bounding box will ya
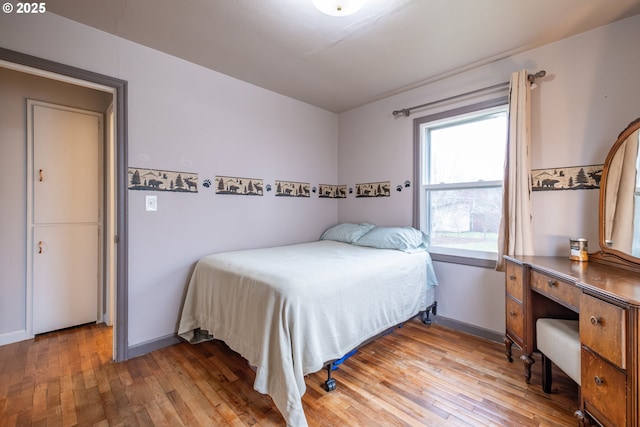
[320,222,375,244]
[355,226,428,253]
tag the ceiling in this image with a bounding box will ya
[46,0,640,113]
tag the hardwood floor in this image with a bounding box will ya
[0,319,579,426]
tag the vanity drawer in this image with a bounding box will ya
[530,270,580,310]
[582,347,627,427]
[506,296,524,343]
[580,293,626,369]
[505,262,523,301]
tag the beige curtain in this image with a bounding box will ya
[605,129,639,253]
[496,70,535,271]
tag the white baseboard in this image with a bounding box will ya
[0,329,32,346]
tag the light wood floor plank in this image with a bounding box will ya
[0,320,579,426]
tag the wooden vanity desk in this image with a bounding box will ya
[504,255,640,426]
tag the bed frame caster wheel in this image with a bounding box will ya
[324,377,336,392]
[421,302,437,325]
[421,311,432,325]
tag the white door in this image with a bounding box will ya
[30,102,102,335]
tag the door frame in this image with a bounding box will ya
[0,47,129,361]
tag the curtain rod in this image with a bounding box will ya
[392,70,546,117]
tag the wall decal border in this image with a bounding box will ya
[318,184,347,198]
[355,181,391,197]
[531,164,603,191]
[275,180,310,197]
[128,167,198,192]
[215,175,264,196]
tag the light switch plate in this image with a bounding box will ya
[145,195,157,211]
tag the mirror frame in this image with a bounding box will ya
[591,117,640,272]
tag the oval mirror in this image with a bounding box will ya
[593,117,640,270]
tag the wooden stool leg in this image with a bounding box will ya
[541,353,552,393]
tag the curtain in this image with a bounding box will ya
[605,129,639,253]
[496,70,535,271]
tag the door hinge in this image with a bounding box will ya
[114,235,119,244]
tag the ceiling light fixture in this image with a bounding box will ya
[313,0,367,16]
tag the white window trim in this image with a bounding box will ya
[413,97,508,267]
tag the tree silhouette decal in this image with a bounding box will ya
[131,170,141,186]
[575,168,588,187]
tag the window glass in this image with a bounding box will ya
[427,187,503,253]
[429,114,506,183]
[418,103,507,260]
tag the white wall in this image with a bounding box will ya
[0,13,339,347]
[338,14,640,335]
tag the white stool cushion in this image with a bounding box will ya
[536,318,581,385]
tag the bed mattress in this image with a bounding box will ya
[178,240,437,426]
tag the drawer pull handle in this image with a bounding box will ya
[509,311,516,317]
[509,274,516,281]
[590,316,600,326]
[547,280,557,287]
[594,376,604,386]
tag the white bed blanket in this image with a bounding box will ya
[178,240,438,427]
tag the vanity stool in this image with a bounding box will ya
[536,318,580,393]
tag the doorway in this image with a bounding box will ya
[0,47,129,361]
[28,101,102,335]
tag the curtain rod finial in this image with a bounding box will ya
[527,70,546,84]
[393,109,410,117]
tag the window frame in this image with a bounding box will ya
[413,97,509,268]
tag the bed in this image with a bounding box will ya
[178,223,438,427]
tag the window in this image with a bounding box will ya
[415,99,508,266]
